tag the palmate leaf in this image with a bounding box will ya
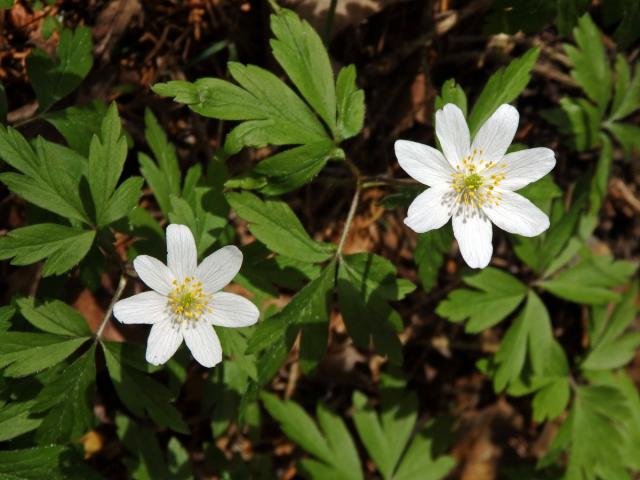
[352,391,455,480]
[0,128,91,224]
[415,227,453,292]
[261,392,362,480]
[0,224,95,277]
[154,8,364,195]
[337,253,415,363]
[436,268,527,333]
[0,445,90,480]
[102,342,188,433]
[0,400,42,442]
[16,298,91,336]
[26,26,93,113]
[116,415,171,480]
[226,191,335,263]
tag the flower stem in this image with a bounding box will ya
[335,158,362,260]
[95,274,127,342]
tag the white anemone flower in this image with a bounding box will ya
[113,224,259,367]
[395,103,556,269]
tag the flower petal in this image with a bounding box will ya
[205,292,259,328]
[435,104,470,169]
[145,320,183,365]
[404,185,453,233]
[395,140,454,186]
[452,208,493,269]
[167,224,198,281]
[499,147,556,191]
[133,255,175,295]
[195,245,243,294]
[183,322,222,368]
[113,291,168,324]
[472,104,519,166]
[483,189,550,237]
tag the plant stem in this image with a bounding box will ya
[323,0,339,44]
[95,274,127,342]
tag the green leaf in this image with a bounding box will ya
[0,332,88,377]
[153,64,328,155]
[335,65,365,140]
[101,175,143,225]
[564,14,612,110]
[261,392,362,480]
[0,445,77,480]
[33,344,96,443]
[26,27,93,112]
[415,227,452,292]
[541,255,637,305]
[0,401,42,441]
[436,268,527,333]
[44,100,108,157]
[138,109,181,216]
[0,224,96,277]
[0,128,91,223]
[467,47,540,134]
[582,282,640,370]
[248,264,334,381]
[102,341,189,433]
[605,122,640,159]
[16,298,91,336]
[116,414,170,480]
[609,55,640,122]
[226,191,334,263]
[338,253,414,364]
[435,78,467,116]
[532,377,571,423]
[87,102,129,226]
[254,140,339,195]
[270,8,336,134]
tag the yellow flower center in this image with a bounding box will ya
[167,277,211,322]
[450,148,507,209]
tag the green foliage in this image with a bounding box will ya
[414,227,452,292]
[541,254,637,305]
[226,191,335,263]
[436,268,527,333]
[45,101,108,157]
[26,27,93,113]
[545,14,640,157]
[352,390,455,480]
[261,392,362,480]
[0,224,95,277]
[338,253,415,364]
[153,7,364,195]
[485,0,588,36]
[102,342,189,434]
[582,283,640,370]
[467,47,540,134]
[0,445,89,480]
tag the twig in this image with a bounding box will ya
[334,158,362,260]
[95,274,127,342]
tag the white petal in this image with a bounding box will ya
[500,148,556,191]
[435,104,470,169]
[452,208,493,269]
[483,189,550,237]
[166,224,198,281]
[472,104,519,165]
[183,322,222,368]
[133,255,175,295]
[205,292,259,328]
[113,291,168,324]
[395,140,454,186]
[195,245,243,294]
[145,320,183,365]
[404,185,453,233]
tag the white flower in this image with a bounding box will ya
[395,103,555,269]
[113,224,259,367]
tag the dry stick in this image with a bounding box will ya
[95,274,128,342]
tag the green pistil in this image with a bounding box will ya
[464,173,483,191]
